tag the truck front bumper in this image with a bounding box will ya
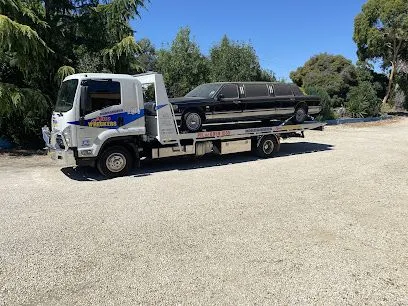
[48,149,76,167]
[42,126,76,167]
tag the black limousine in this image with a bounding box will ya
[148,82,321,132]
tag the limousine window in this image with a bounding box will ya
[274,84,293,96]
[245,84,269,97]
[186,83,222,98]
[219,84,239,99]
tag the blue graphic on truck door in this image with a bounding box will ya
[68,110,145,129]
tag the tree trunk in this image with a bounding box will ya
[382,61,396,106]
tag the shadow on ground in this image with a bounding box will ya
[61,142,333,181]
[388,112,408,117]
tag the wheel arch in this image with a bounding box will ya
[97,136,140,166]
[181,106,206,120]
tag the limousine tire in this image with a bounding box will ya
[183,111,203,132]
[254,135,280,158]
[292,105,308,124]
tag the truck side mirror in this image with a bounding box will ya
[217,94,225,101]
[80,86,90,117]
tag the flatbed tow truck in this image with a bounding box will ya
[43,72,325,178]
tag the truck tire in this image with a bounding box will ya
[182,111,203,132]
[292,105,308,124]
[254,135,280,158]
[97,146,133,178]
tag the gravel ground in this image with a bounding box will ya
[1,118,408,305]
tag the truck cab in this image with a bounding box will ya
[46,73,146,167]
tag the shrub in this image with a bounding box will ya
[304,86,335,120]
[346,81,381,118]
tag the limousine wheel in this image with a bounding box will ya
[183,111,203,132]
[293,106,308,124]
[255,135,280,158]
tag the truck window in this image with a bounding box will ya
[86,80,121,114]
[55,79,78,112]
[219,84,239,99]
[273,84,293,96]
[244,84,269,97]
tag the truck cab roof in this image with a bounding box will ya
[64,73,136,82]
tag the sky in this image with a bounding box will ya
[132,0,367,80]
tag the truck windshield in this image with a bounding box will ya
[55,79,78,112]
[185,83,222,99]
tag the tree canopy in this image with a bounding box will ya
[354,0,408,105]
[156,28,210,98]
[0,0,146,145]
[209,36,275,83]
[156,30,276,98]
[1,0,407,148]
[290,53,358,106]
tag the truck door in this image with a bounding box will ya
[76,79,124,149]
[211,84,243,121]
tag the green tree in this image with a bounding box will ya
[304,86,334,120]
[258,69,277,82]
[136,38,157,72]
[0,0,51,116]
[290,53,358,107]
[346,81,381,117]
[209,36,275,82]
[156,27,210,97]
[355,60,388,99]
[395,60,408,109]
[0,0,146,146]
[354,0,408,105]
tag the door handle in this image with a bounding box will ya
[233,100,241,104]
[117,117,124,127]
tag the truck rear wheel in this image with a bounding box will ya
[97,146,133,178]
[254,135,280,158]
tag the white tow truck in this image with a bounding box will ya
[43,72,325,178]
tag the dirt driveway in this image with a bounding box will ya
[1,119,408,304]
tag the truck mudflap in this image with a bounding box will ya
[42,126,76,167]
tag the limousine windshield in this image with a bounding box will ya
[185,83,222,99]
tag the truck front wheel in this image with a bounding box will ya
[97,146,133,178]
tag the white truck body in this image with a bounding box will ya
[43,72,325,177]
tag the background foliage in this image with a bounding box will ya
[0,0,146,147]
[1,0,408,148]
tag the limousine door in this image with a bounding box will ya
[273,83,296,114]
[210,84,244,121]
[242,83,276,118]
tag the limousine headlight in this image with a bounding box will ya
[172,104,179,111]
